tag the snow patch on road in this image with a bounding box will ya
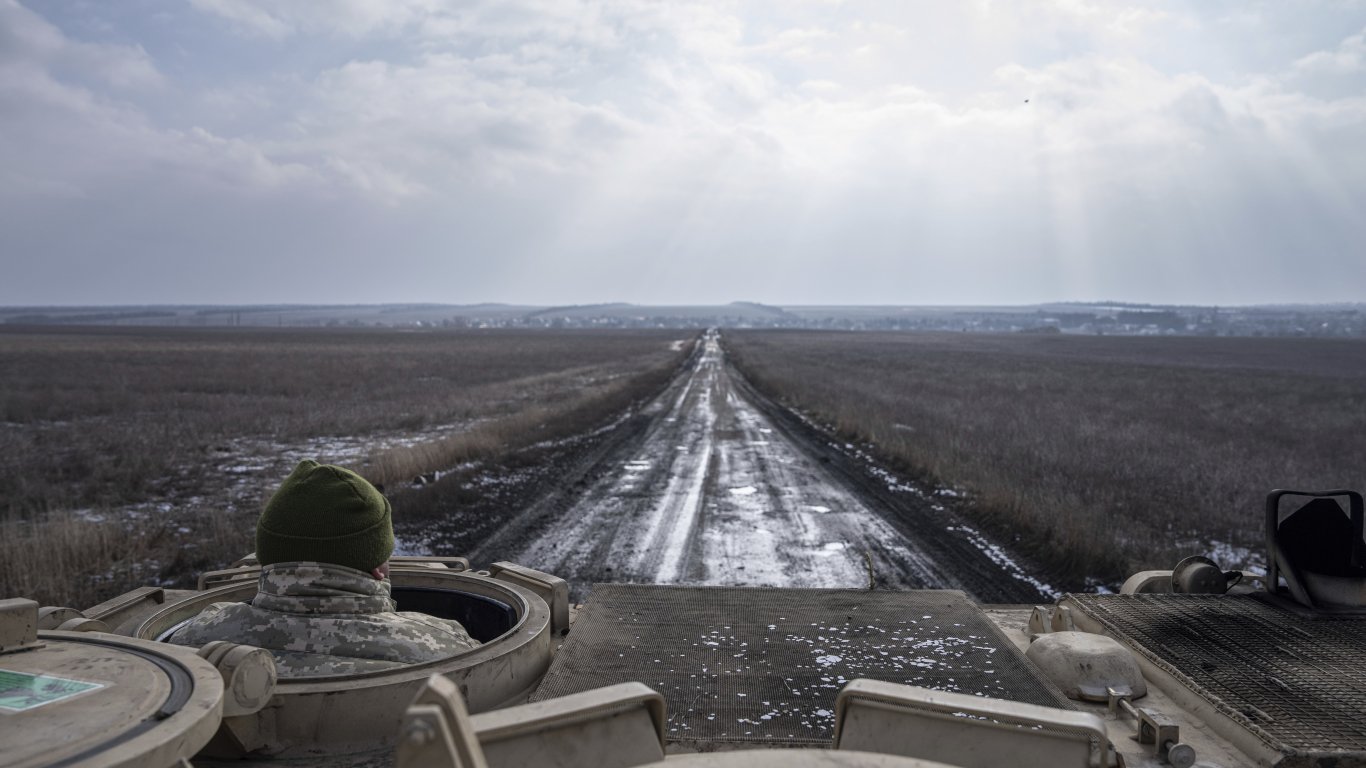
[655,441,713,583]
[812,542,849,558]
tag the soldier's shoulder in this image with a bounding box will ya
[166,601,263,645]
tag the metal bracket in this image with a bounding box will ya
[489,562,570,636]
[1265,489,1365,608]
[1108,687,1195,768]
[398,674,488,768]
[199,565,262,590]
[1051,604,1075,632]
[36,606,85,629]
[0,598,42,653]
[391,556,470,571]
[83,586,165,626]
[1027,605,1052,636]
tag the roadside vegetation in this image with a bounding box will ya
[724,330,1366,588]
[1,325,694,607]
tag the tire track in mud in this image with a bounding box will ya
[501,331,1052,604]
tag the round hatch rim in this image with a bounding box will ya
[133,569,551,691]
[5,630,224,768]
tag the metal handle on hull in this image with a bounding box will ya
[1108,686,1196,768]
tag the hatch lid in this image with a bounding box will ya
[1,601,224,768]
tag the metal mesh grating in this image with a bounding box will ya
[532,585,1072,746]
[1069,593,1366,758]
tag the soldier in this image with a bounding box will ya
[168,459,479,677]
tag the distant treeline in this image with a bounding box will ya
[5,310,178,324]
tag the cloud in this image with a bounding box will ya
[1294,27,1366,74]
[0,2,316,205]
[186,0,293,39]
[3,1,1366,304]
[0,0,162,88]
[186,0,441,39]
[1043,0,1182,36]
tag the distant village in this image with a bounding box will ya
[2,302,1363,338]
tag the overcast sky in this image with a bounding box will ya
[2,1,1364,306]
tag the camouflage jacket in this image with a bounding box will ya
[167,562,480,677]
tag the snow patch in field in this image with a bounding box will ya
[829,440,925,496]
[529,409,634,451]
[392,534,431,557]
[1085,578,1115,594]
[1203,540,1264,573]
[949,524,1059,599]
[222,462,269,474]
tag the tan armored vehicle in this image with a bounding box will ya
[3,489,1364,768]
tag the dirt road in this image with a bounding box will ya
[500,331,1053,603]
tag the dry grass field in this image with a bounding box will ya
[724,330,1366,587]
[1,325,693,607]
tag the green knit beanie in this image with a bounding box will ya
[255,459,394,573]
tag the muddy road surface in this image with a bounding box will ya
[476,332,1053,604]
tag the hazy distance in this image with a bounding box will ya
[2,1,1364,308]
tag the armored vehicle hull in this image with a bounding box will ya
[5,490,1365,768]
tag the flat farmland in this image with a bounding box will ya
[1,325,693,606]
[724,330,1366,586]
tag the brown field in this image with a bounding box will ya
[724,330,1366,587]
[1,325,694,607]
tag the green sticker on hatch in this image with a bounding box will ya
[0,668,105,712]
